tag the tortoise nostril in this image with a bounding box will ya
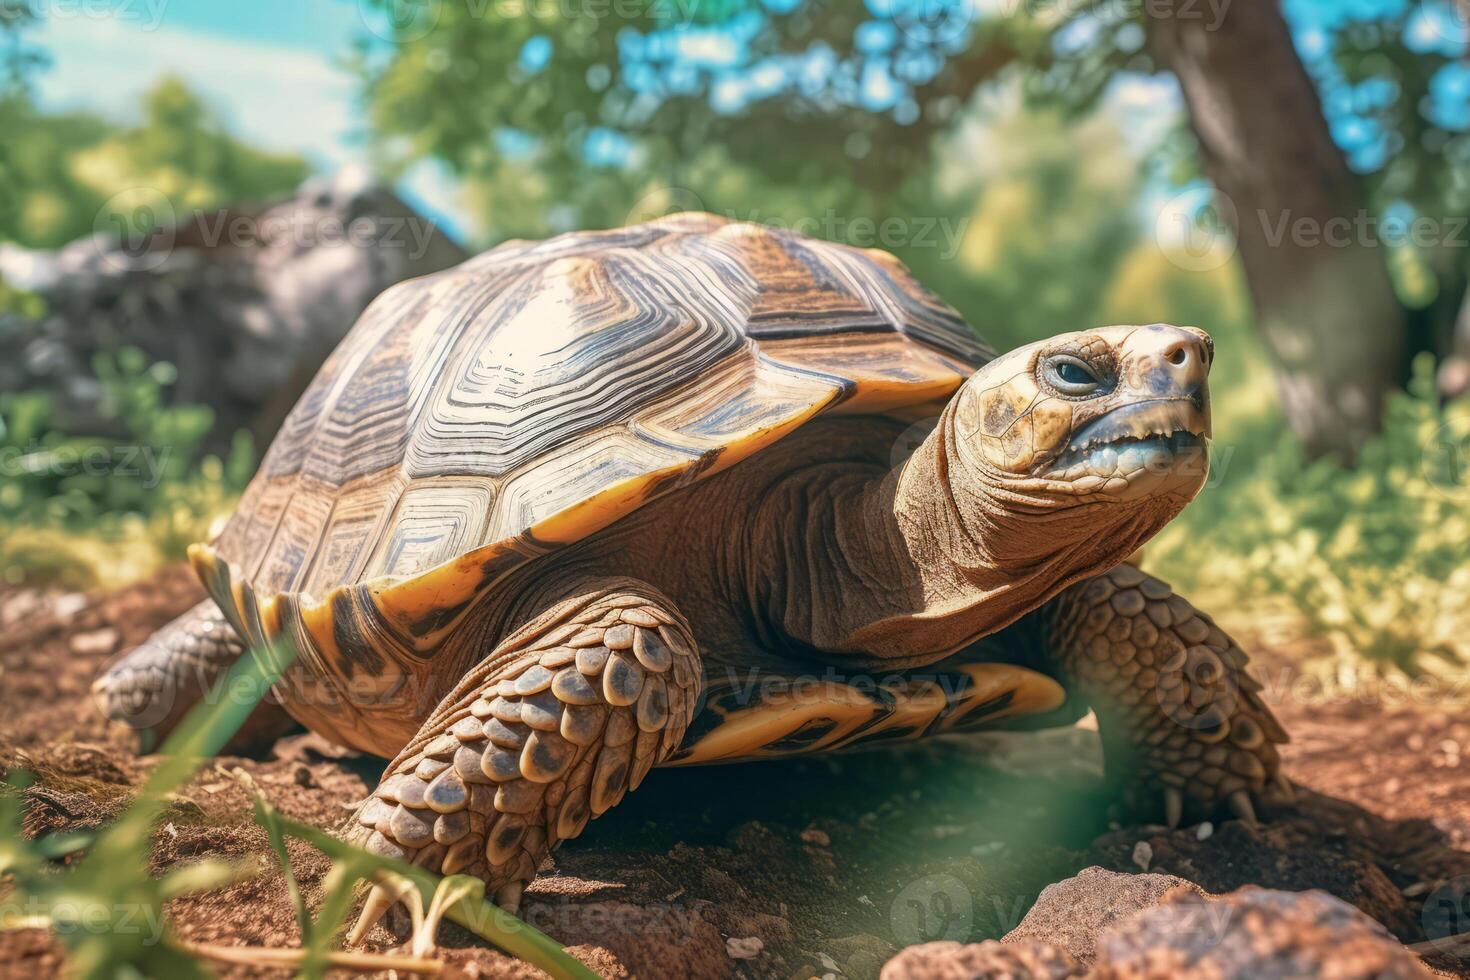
[1168,347,1188,366]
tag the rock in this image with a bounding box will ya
[1002,867,1203,964]
[68,628,119,657]
[0,590,88,631]
[888,878,1431,980]
[881,939,1083,980]
[1092,886,1433,980]
[0,167,466,451]
[726,935,763,959]
[801,827,832,847]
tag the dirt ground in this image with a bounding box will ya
[3,565,1470,978]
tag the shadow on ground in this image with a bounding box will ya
[3,566,1469,978]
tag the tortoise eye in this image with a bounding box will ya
[1046,355,1104,395]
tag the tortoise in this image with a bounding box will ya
[95,212,1287,939]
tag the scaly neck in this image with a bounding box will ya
[770,411,1160,667]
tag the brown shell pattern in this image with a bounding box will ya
[197,212,991,667]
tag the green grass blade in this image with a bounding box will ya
[29,830,94,860]
[274,816,597,980]
[298,858,375,979]
[248,789,314,944]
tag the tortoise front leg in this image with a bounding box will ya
[345,578,701,942]
[1040,564,1288,826]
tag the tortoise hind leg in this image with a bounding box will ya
[1039,564,1289,826]
[346,578,701,941]
[92,599,293,751]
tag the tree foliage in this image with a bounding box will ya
[0,77,308,249]
[356,1,1463,246]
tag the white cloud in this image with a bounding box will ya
[33,14,360,168]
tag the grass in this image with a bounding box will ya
[0,347,251,589]
[0,631,598,978]
[1152,355,1470,681]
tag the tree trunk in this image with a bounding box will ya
[1147,0,1408,461]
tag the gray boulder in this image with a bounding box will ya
[0,166,465,450]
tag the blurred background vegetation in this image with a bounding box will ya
[0,0,1466,679]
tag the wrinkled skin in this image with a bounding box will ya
[773,322,1217,663]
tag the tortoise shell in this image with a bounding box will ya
[194,212,992,668]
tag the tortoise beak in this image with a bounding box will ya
[1066,398,1211,454]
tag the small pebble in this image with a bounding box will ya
[69,628,119,656]
[726,936,763,960]
[1132,840,1153,871]
[54,594,89,618]
[293,765,315,788]
[1195,821,1214,841]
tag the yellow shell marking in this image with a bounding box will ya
[670,662,1067,766]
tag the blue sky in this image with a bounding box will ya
[35,0,366,150]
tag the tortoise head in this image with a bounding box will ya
[950,323,1213,506]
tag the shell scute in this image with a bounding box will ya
[194,215,991,753]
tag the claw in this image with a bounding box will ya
[493,880,524,917]
[1227,790,1258,825]
[1164,787,1183,829]
[348,883,399,946]
[348,874,420,946]
[410,877,480,958]
[1274,773,1296,804]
